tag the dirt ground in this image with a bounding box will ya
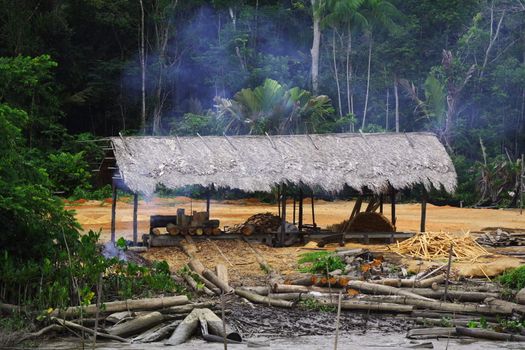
[69,197,525,241]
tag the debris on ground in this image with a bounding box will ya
[227,212,286,236]
[477,228,525,247]
[388,231,489,262]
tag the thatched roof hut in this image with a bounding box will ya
[109,132,456,196]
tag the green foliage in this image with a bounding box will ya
[299,297,336,312]
[498,319,525,332]
[46,152,91,195]
[170,113,219,136]
[467,317,488,329]
[69,184,113,201]
[215,79,336,135]
[298,251,345,275]
[499,266,525,291]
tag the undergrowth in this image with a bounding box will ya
[298,251,345,276]
[499,266,525,290]
[299,298,336,312]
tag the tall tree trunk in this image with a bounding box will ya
[310,0,321,95]
[345,25,354,116]
[394,77,399,132]
[332,29,342,116]
[361,34,372,129]
[385,88,389,130]
[139,0,146,134]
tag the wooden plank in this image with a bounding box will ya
[111,181,117,242]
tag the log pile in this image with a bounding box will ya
[228,213,282,236]
[388,231,489,262]
[476,229,525,247]
[22,297,240,346]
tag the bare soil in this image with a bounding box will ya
[69,197,525,241]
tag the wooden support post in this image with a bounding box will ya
[390,189,397,229]
[298,189,304,232]
[277,187,281,218]
[206,188,211,215]
[420,189,427,233]
[311,191,316,228]
[379,194,383,214]
[133,193,138,245]
[292,197,296,225]
[111,181,117,242]
[280,184,287,245]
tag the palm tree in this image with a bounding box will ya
[214,79,335,135]
[360,0,399,130]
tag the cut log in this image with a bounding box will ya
[215,264,229,286]
[162,302,217,314]
[320,299,413,313]
[151,227,162,235]
[51,295,189,318]
[241,224,256,236]
[235,288,294,308]
[272,283,343,294]
[188,258,205,274]
[360,295,512,315]
[403,288,498,302]
[0,302,22,315]
[51,317,128,342]
[108,311,165,338]
[347,281,434,301]
[456,326,525,341]
[182,269,215,296]
[372,275,445,288]
[133,321,180,343]
[484,297,525,314]
[187,259,221,294]
[165,308,239,346]
[285,274,314,286]
[106,311,148,324]
[196,308,241,342]
[516,287,525,305]
[407,327,457,339]
[166,223,179,236]
[165,308,201,345]
[202,268,234,294]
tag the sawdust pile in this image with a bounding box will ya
[389,231,489,262]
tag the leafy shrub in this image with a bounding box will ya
[298,251,345,275]
[499,265,525,290]
[46,151,91,196]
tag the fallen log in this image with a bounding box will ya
[484,297,525,314]
[133,320,180,343]
[347,281,434,301]
[106,311,148,324]
[373,275,445,288]
[215,264,229,286]
[165,308,200,345]
[108,311,165,338]
[18,324,63,343]
[51,317,129,343]
[51,295,189,318]
[403,288,498,302]
[235,288,294,308]
[0,302,22,315]
[359,295,512,315]
[187,259,221,294]
[161,302,216,314]
[285,274,314,286]
[456,326,525,341]
[197,308,241,342]
[182,269,215,296]
[272,283,343,294]
[165,308,240,345]
[406,327,457,339]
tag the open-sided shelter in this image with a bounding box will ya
[99,132,457,245]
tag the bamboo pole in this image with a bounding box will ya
[133,193,138,245]
[111,181,117,242]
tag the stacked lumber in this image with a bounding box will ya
[228,212,281,236]
[477,229,525,247]
[388,231,489,262]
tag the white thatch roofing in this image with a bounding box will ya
[110,132,457,196]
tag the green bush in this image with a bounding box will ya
[298,251,345,276]
[46,151,91,196]
[499,265,525,290]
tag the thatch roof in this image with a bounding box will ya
[110,132,457,196]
